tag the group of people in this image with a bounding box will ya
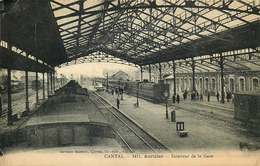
[182,90,188,100]
[113,86,234,109]
[172,89,234,104]
[111,87,124,97]
[216,91,233,103]
[111,87,124,109]
[172,94,181,104]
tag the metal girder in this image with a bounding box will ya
[85,1,110,49]
[47,0,260,67]
[224,57,251,70]
[60,51,137,67]
[51,0,81,12]
[98,46,139,64]
[76,0,84,46]
[118,3,178,51]
[56,1,260,17]
[197,0,250,24]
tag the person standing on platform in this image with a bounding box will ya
[183,90,187,100]
[120,87,124,100]
[200,93,203,101]
[112,89,114,96]
[176,94,180,104]
[191,91,195,101]
[227,91,231,102]
[216,92,220,102]
[116,97,120,109]
[207,92,210,102]
[172,95,176,104]
[226,91,229,102]
[196,91,199,100]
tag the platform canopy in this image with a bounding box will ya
[1,0,260,70]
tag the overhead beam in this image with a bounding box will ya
[53,2,260,19]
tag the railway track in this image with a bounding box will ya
[90,91,168,153]
[192,102,234,115]
[171,104,249,133]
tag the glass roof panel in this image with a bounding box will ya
[50,0,260,65]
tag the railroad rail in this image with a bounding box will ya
[170,103,249,134]
[90,91,168,153]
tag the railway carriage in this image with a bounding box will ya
[104,80,169,103]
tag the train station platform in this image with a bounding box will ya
[97,91,260,151]
[24,95,106,127]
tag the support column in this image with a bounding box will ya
[106,72,109,90]
[159,63,162,81]
[148,64,151,82]
[47,72,50,97]
[25,70,29,112]
[220,54,225,104]
[216,74,219,93]
[191,58,196,92]
[36,71,39,104]
[245,75,249,91]
[53,72,55,92]
[0,3,3,39]
[140,66,143,81]
[0,89,2,116]
[136,82,139,107]
[234,74,238,92]
[7,68,12,125]
[50,72,53,95]
[42,72,45,100]
[172,60,176,96]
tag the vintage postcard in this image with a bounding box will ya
[0,0,260,165]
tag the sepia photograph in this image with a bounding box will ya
[0,0,260,165]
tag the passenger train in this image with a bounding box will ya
[103,80,170,103]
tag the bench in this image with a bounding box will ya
[176,122,188,137]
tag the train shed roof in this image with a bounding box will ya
[1,0,260,71]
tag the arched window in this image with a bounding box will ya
[252,78,259,91]
[239,78,245,92]
[181,78,184,91]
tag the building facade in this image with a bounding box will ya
[165,71,260,97]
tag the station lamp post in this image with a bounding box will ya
[163,90,169,119]
[136,82,140,107]
[106,72,109,91]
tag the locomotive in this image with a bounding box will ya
[104,80,169,103]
